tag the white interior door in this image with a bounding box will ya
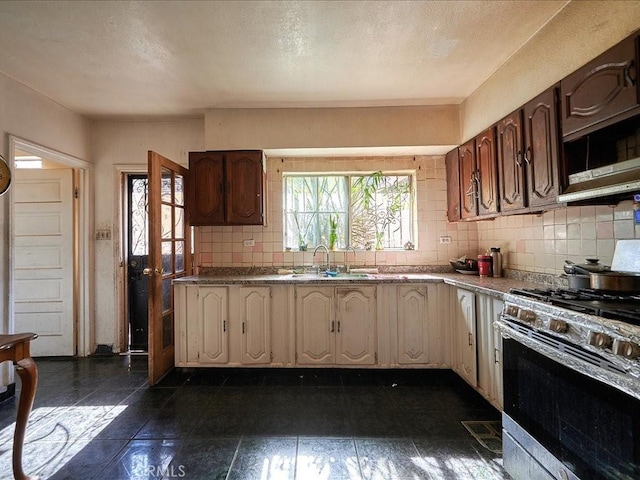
[13,168,75,356]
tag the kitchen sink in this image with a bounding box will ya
[289,272,369,278]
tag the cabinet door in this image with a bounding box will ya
[524,87,562,209]
[188,152,225,225]
[475,127,499,216]
[491,298,504,410]
[335,287,376,365]
[397,286,429,364]
[238,287,271,364]
[295,286,334,364]
[459,139,478,219]
[497,110,526,213]
[476,295,503,409]
[454,288,477,387]
[445,148,461,222]
[561,34,639,140]
[197,287,228,364]
[225,151,264,225]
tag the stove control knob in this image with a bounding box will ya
[505,305,519,317]
[612,339,640,359]
[518,309,536,324]
[587,331,612,349]
[549,319,568,333]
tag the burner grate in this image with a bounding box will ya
[509,288,640,325]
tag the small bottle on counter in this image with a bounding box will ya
[490,247,503,277]
[478,255,492,277]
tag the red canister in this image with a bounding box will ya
[478,255,493,277]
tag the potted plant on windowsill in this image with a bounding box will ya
[328,215,338,250]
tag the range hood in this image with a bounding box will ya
[557,157,640,203]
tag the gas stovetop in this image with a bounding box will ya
[510,288,640,325]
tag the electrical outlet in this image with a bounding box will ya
[243,239,255,247]
[439,235,452,244]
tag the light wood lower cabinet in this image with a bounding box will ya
[397,285,430,364]
[452,287,477,387]
[236,287,271,364]
[295,286,334,364]
[185,286,229,365]
[175,284,273,367]
[295,285,376,366]
[476,295,504,410]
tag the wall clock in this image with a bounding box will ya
[0,155,11,196]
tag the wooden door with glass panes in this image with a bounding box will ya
[147,151,191,385]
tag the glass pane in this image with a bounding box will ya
[351,174,411,249]
[284,175,348,250]
[161,204,172,239]
[176,241,185,273]
[174,174,184,206]
[130,178,149,255]
[162,313,173,348]
[162,278,172,312]
[174,206,184,238]
[162,241,173,274]
[161,170,172,203]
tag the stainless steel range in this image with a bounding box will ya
[497,287,640,480]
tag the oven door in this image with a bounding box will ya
[503,337,640,480]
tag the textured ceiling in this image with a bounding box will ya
[0,1,568,118]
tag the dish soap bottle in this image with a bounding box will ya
[490,247,503,278]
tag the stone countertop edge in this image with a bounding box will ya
[173,273,544,299]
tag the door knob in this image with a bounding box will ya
[143,267,164,276]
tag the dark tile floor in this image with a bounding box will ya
[0,356,509,479]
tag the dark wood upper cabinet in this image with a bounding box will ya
[188,151,225,225]
[475,127,499,217]
[524,87,563,209]
[445,148,461,222]
[497,111,526,213]
[188,150,265,226]
[561,34,640,141]
[224,150,265,225]
[459,139,478,220]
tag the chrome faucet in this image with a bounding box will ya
[313,244,330,272]
[345,245,356,273]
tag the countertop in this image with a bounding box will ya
[174,272,545,299]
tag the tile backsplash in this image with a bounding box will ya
[193,155,639,275]
[477,201,640,274]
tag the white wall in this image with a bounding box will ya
[205,106,460,150]
[0,72,91,389]
[90,119,204,351]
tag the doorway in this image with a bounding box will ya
[8,136,91,356]
[126,174,149,352]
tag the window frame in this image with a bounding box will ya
[283,170,417,251]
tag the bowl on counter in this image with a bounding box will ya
[449,258,478,274]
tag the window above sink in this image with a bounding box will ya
[283,171,415,251]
